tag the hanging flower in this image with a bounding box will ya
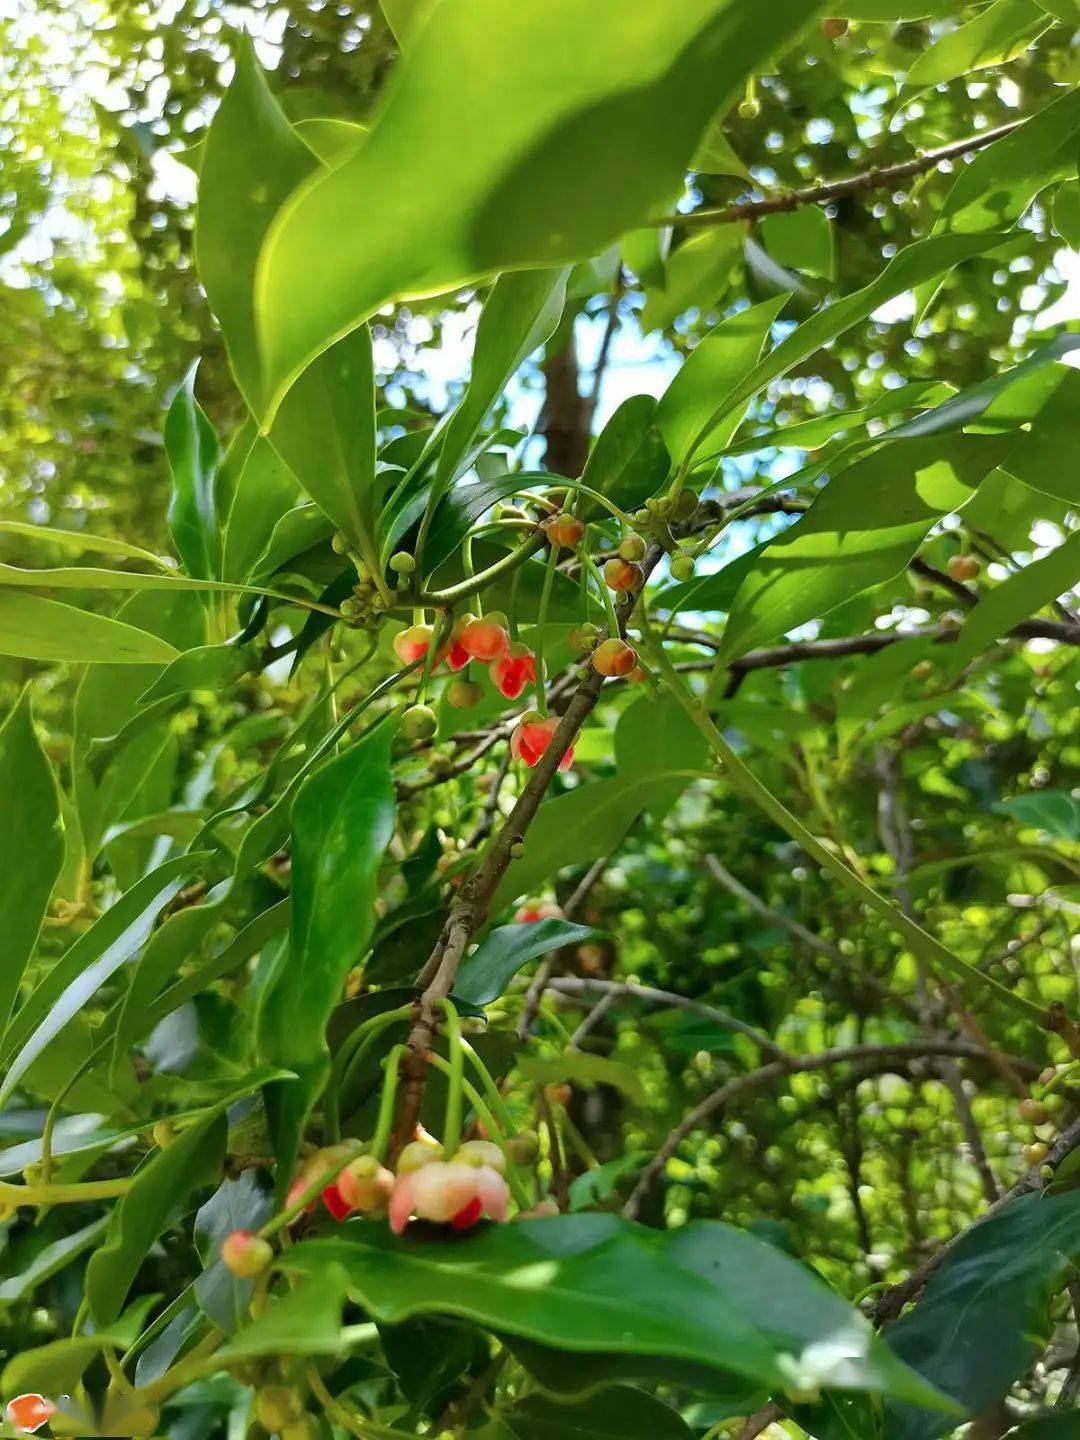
[513,900,562,924]
[490,642,537,700]
[389,1142,510,1234]
[458,614,511,664]
[510,712,574,771]
[392,623,436,664]
[4,1396,56,1435]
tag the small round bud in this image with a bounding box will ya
[910,660,934,680]
[401,704,438,741]
[593,638,638,678]
[568,622,600,655]
[634,508,651,526]
[455,1139,506,1174]
[398,1136,444,1174]
[738,96,760,119]
[545,1083,572,1106]
[221,1229,273,1279]
[604,557,642,593]
[1019,1097,1049,1125]
[947,554,981,583]
[510,841,526,859]
[331,532,349,554]
[339,597,359,619]
[1021,1141,1049,1167]
[389,552,416,575]
[447,679,484,710]
[618,534,647,563]
[820,16,848,37]
[152,1120,175,1149]
[670,553,695,583]
[255,1385,303,1432]
[543,513,586,549]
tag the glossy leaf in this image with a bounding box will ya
[883,1192,1080,1440]
[993,790,1080,842]
[268,325,383,581]
[0,1217,108,1303]
[716,434,1008,664]
[85,1106,226,1325]
[214,1267,353,1361]
[1002,367,1080,504]
[501,1387,695,1440]
[761,205,835,279]
[0,591,181,665]
[282,1216,951,1409]
[254,0,823,422]
[259,714,398,1190]
[614,693,710,818]
[904,0,1050,88]
[948,529,1080,674]
[641,226,746,333]
[454,920,608,1007]
[221,426,299,583]
[165,364,223,581]
[0,690,64,1030]
[1,1299,156,1398]
[196,36,316,411]
[580,396,671,516]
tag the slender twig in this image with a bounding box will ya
[517,856,611,1041]
[622,1040,1035,1220]
[735,1401,783,1439]
[648,120,1022,230]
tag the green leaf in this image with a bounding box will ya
[213,1267,353,1361]
[641,226,746,333]
[165,364,224,581]
[761,206,835,279]
[993,790,1080,842]
[454,920,608,1007]
[221,424,299,583]
[693,124,751,179]
[657,297,787,467]
[423,474,538,576]
[933,86,1080,236]
[501,1388,695,1440]
[193,1171,276,1332]
[883,1192,1080,1440]
[580,396,671,517]
[657,542,769,615]
[0,591,181,665]
[716,434,1008,665]
[947,529,1080,674]
[518,1052,648,1104]
[267,325,383,582]
[1,1298,157,1397]
[1053,178,1080,247]
[85,1106,226,1326]
[196,36,316,411]
[254,0,823,422]
[381,0,440,48]
[136,640,254,705]
[904,0,1051,88]
[0,520,173,571]
[1002,368,1080,504]
[0,690,64,1030]
[0,1217,108,1303]
[428,269,569,512]
[259,714,399,1191]
[1005,1415,1080,1439]
[0,854,206,1101]
[282,1216,952,1410]
[293,117,369,165]
[614,693,710,817]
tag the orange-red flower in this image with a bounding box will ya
[513,901,562,923]
[592,638,638,677]
[490,642,537,700]
[392,623,435,664]
[5,1396,56,1435]
[510,712,574,771]
[458,616,511,664]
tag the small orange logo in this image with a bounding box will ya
[4,1394,55,1434]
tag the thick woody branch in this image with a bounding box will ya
[651,120,1021,231]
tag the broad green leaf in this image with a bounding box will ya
[254,0,823,422]
[501,1388,695,1440]
[137,640,254,705]
[454,920,607,1006]
[933,86,1080,235]
[221,424,299,583]
[293,116,369,165]
[268,325,383,582]
[282,1217,952,1410]
[165,364,223,581]
[381,0,441,48]
[0,521,173,571]
[0,591,180,665]
[1,1298,156,1397]
[193,1171,275,1331]
[580,396,671,516]
[614,693,710,817]
[693,124,751,179]
[1002,367,1080,504]
[716,434,1008,664]
[213,1267,353,1361]
[428,268,569,514]
[519,1052,648,1104]
[0,690,64,1030]
[883,1192,1080,1440]
[704,233,1015,440]
[947,529,1080,674]
[424,474,539,576]
[568,1154,651,1214]
[1053,178,1080,247]
[260,714,398,1192]
[904,0,1051,88]
[993,790,1080,842]
[838,0,964,13]
[508,1336,761,1410]
[658,298,788,467]
[761,205,835,279]
[0,854,206,1100]
[0,1217,108,1303]
[85,1107,226,1326]
[641,225,746,333]
[196,36,316,411]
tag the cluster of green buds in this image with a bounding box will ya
[630,489,700,582]
[333,534,395,625]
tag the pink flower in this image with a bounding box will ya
[389,1143,510,1234]
[513,901,562,924]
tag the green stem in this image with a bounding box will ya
[579,551,619,636]
[371,1044,407,1162]
[533,544,560,717]
[461,1039,518,1138]
[644,632,1047,1026]
[425,1054,532,1210]
[325,1004,414,1144]
[438,999,465,1155]
[425,534,546,606]
[0,1176,132,1206]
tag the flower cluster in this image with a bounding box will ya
[389,1138,510,1234]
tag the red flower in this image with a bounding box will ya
[5,1395,56,1435]
[510,712,574,771]
[459,616,511,664]
[490,643,537,700]
[447,640,470,672]
[393,624,434,664]
[513,901,562,923]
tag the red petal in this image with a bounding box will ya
[450,1196,484,1231]
[322,1183,354,1221]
